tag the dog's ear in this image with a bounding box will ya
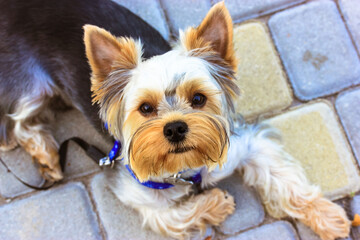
[83,25,142,139]
[83,24,142,84]
[181,2,236,69]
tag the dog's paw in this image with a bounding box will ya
[0,138,18,152]
[201,188,235,226]
[36,149,63,182]
[303,197,350,240]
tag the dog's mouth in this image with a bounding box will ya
[169,146,195,154]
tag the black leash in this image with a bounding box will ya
[0,137,107,191]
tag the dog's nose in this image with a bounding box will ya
[163,121,188,143]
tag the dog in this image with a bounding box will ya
[0,0,351,239]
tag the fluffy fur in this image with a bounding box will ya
[85,3,350,240]
[0,1,350,239]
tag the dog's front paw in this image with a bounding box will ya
[35,148,63,182]
[302,197,350,240]
[200,188,235,226]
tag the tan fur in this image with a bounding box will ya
[180,2,236,70]
[22,137,62,181]
[176,79,222,115]
[240,126,350,240]
[301,196,350,240]
[139,188,235,239]
[84,25,143,139]
[83,25,141,86]
[127,112,228,181]
[10,93,62,181]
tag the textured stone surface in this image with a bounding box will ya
[269,0,360,100]
[213,0,304,23]
[160,0,211,35]
[53,109,112,179]
[112,0,170,40]
[227,221,298,240]
[0,147,43,198]
[0,183,101,239]
[217,173,264,234]
[339,0,360,51]
[336,88,360,165]
[267,101,360,200]
[91,173,171,240]
[233,22,292,120]
[351,195,360,239]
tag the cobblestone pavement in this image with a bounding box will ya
[0,0,360,239]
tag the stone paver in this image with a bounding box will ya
[336,88,360,165]
[0,147,43,198]
[351,195,360,239]
[233,22,292,120]
[213,0,304,23]
[91,173,171,240]
[266,101,360,200]
[227,221,298,240]
[0,183,101,240]
[269,0,360,100]
[112,0,170,40]
[217,172,264,235]
[159,0,211,35]
[53,109,112,180]
[339,0,360,52]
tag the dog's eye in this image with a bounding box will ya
[139,103,154,115]
[191,93,207,108]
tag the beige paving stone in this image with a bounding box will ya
[266,101,360,200]
[233,22,292,120]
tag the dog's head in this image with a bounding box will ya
[84,2,239,182]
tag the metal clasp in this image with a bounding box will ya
[99,156,115,168]
[163,173,194,186]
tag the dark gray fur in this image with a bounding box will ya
[0,0,170,144]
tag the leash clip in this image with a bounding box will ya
[163,173,194,186]
[99,156,115,168]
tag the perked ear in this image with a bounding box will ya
[181,1,236,69]
[83,24,142,95]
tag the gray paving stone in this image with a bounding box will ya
[53,109,112,180]
[160,0,211,36]
[351,195,360,240]
[90,173,171,240]
[227,221,298,240]
[269,0,360,100]
[336,88,360,165]
[216,173,264,235]
[0,147,43,198]
[112,0,170,40]
[339,0,360,52]
[0,183,101,240]
[213,0,304,23]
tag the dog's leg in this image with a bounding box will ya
[138,188,235,239]
[10,94,63,181]
[230,124,350,240]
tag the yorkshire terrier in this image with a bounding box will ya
[0,0,351,239]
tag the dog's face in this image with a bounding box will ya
[84,3,239,181]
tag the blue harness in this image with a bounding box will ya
[100,140,202,190]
